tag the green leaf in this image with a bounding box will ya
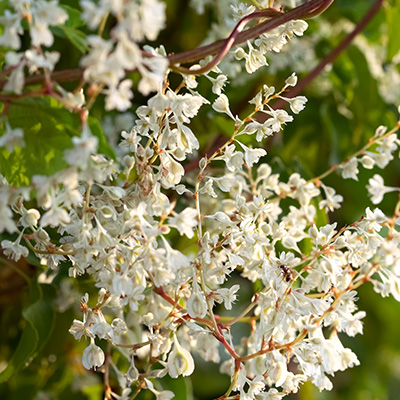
[63,27,89,53]
[88,117,116,160]
[51,26,88,53]
[386,3,400,61]
[0,281,56,383]
[0,98,116,185]
[51,5,88,53]
[0,97,77,185]
[60,4,86,28]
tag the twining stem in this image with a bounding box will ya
[167,0,334,67]
[185,0,383,170]
[171,8,284,75]
[271,0,384,110]
[0,0,334,92]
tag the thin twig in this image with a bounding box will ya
[0,0,334,91]
[271,0,383,110]
[185,0,383,170]
[171,8,284,75]
[167,0,334,67]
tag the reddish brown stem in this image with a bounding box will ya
[0,0,334,92]
[171,8,284,75]
[154,285,242,362]
[0,68,83,91]
[153,285,213,328]
[212,327,242,361]
[271,0,383,110]
[167,0,334,67]
[185,0,383,170]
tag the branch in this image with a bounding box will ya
[271,0,383,109]
[167,0,334,68]
[184,0,383,173]
[170,8,285,75]
[0,0,334,91]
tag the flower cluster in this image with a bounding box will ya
[1,1,400,400]
[1,0,168,109]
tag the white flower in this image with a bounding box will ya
[169,208,198,238]
[366,174,398,204]
[340,158,359,180]
[167,335,195,378]
[283,20,308,37]
[25,49,60,73]
[40,204,70,228]
[113,32,142,70]
[127,357,139,383]
[212,94,235,120]
[308,223,337,246]
[212,284,240,310]
[30,0,68,47]
[237,141,267,167]
[319,185,343,212]
[207,74,228,95]
[1,230,28,262]
[280,96,308,114]
[268,351,288,387]
[159,152,184,188]
[111,318,127,337]
[375,125,387,137]
[235,41,267,74]
[369,151,393,169]
[231,3,256,21]
[223,144,244,171]
[80,0,108,30]
[3,63,25,94]
[82,339,105,370]
[145,379,174,400]
[0,203,17,233]
[242,120,273,142]
[137,56,168,96]
[120,129,140,153]
[361,207,387,231]
[0,10,23,49]
[199,179,217,198]
[360,155,375,169]
[105,79,134,111]
[20,208,40,228]
[124,0,166,42]
[69,319,95,340]
[208,176,233,192]
[263,108,293,133]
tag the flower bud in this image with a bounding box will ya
[360,155,375,169]
[187,277,208,319]
[212,94,235,120]
[167,335,195,378]
[127,356,139,383]
[20,208,40,227]
[285,72,297,87]
[82,339,105,370]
